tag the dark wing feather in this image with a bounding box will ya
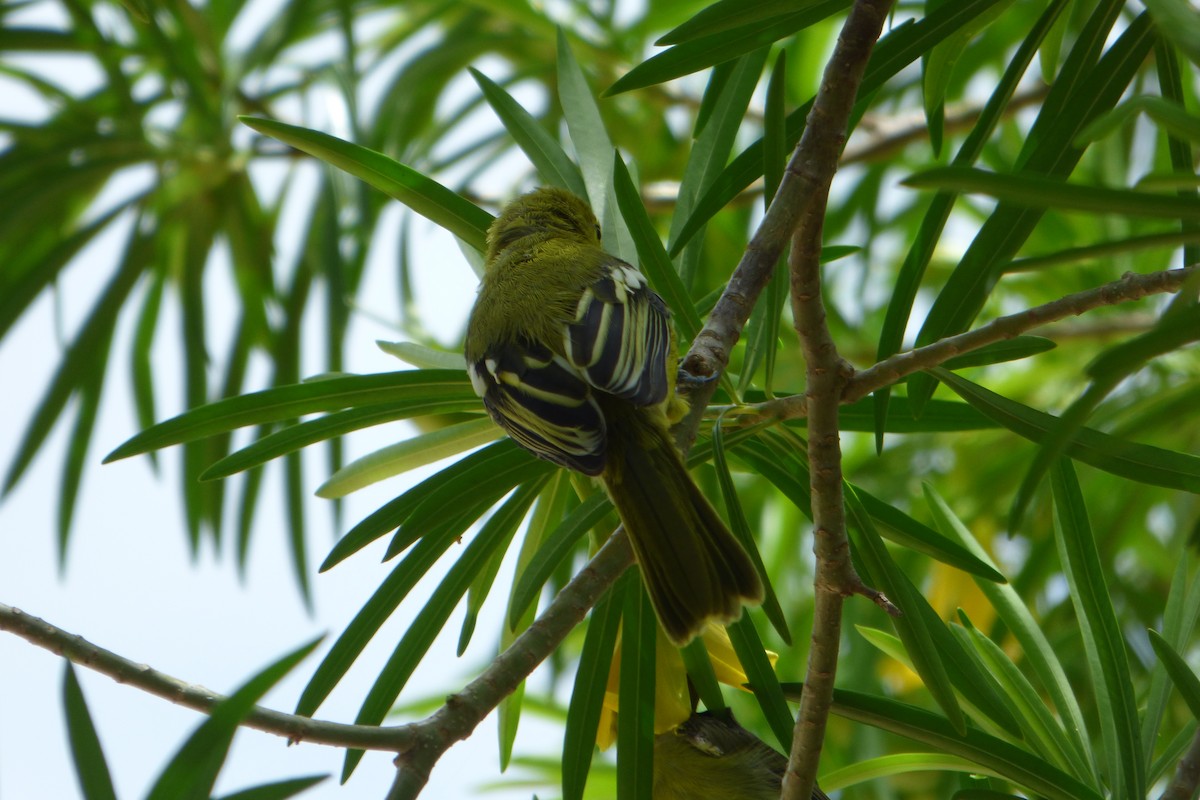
[565,260,670,407]
[468,339,606,475]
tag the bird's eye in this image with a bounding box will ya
[594,223,602,241]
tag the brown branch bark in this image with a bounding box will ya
[778,1,895,798]
[1160,726,1200,800]
[743,264,1198,426]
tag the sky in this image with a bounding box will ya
[0,4,571,798]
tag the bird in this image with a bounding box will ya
[464,186,763,644]
[654,710,832,800]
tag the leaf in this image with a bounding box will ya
[1009,305,1200,529]
[239,117,492,252]
[784,687,1105,800]
[62,665,117,800]
[923,484,1096,778]
[105,370,474,463]
[340,482,545,777]
[616,574,656,800]
[1147,629,1200,722]
[376,340,467,370]
[508,492,613,628]
[934,369,1200,496]
[1142,0,1200,68]
[671,0,1013,256]
[213,776,328,800]
[611,153,703,343]
[712,416,790,643]
[727,614,794,753]
[908,12,1155,412]
[146,639,321,800]
[608,0,849,95]
[904,166,1200,220]
[316,417,500,498]
[842,485,966,734]
[557,28,615,220]
[562,576,625,800]
[939,336,1056,370]
[1050,461,1144,800]
[458,480,546,656]
[657,0,811,45]
[470,67,588,197]
[872,0,1070,448]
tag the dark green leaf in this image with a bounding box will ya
[1050,461,1144,799]
[62,665,117,800]
[239,117,492,252]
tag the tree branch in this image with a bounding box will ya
[744,264,1198,425]
[778,1,895,799]
[1160,725,1200,800]
[0,602,405,751]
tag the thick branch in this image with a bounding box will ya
[1160,726,1200,800]
[779,1,895,799]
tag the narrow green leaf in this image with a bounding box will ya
[508,492,613,629]
[1004,230,1200,271]
[58,329,111,556]
[213,776,328,800]
[616,575,656,800]
[1010,306,1200,529]
[908,12,1155,412]
[923,484,1095,778]
[657,0,807,45]
[4,230,146,494]
[1050,460,1144,800]
[104,370,474,463]
[202,401,481,483]
[239,117,491,252]
[783,687,1105,800]
[1141,555,1200,759]
[557,28,614,219]
[712,417,789,644]
[727,615,794,753]
[873,0,1069,446]
[680,636,725,714]
[940,337,1056,370]
[1147,630,1200,723]
[376,340,467,370]
[317,417,500,498]
[672,0,1012,256]
[905,166,1200,220]
[1143,0,1200,68]
[343,484,544,776]
[458,480,546,656]
[958,618,1091,782]
[147,639,321,800]
[843,485,966,734]
[608,0,849,95]
[470,67,588,197]
[562,576,625,800]
[935,369,1200,494]
[62,665,117,800]
[611,153,703,343]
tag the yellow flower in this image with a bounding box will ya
[597,622,778,749]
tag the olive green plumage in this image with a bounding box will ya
[654,711,831,800]
[465,187,763,644]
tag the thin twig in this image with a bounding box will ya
[743,264,1198,426]
[779,1,895,798]
[0,602,405,751]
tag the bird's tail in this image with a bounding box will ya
[601,403,763,644]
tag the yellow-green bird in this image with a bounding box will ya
[655,711,832,800]
[465,187,763,644]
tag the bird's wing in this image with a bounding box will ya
[468,337,607,476]
[564,259,671,407]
